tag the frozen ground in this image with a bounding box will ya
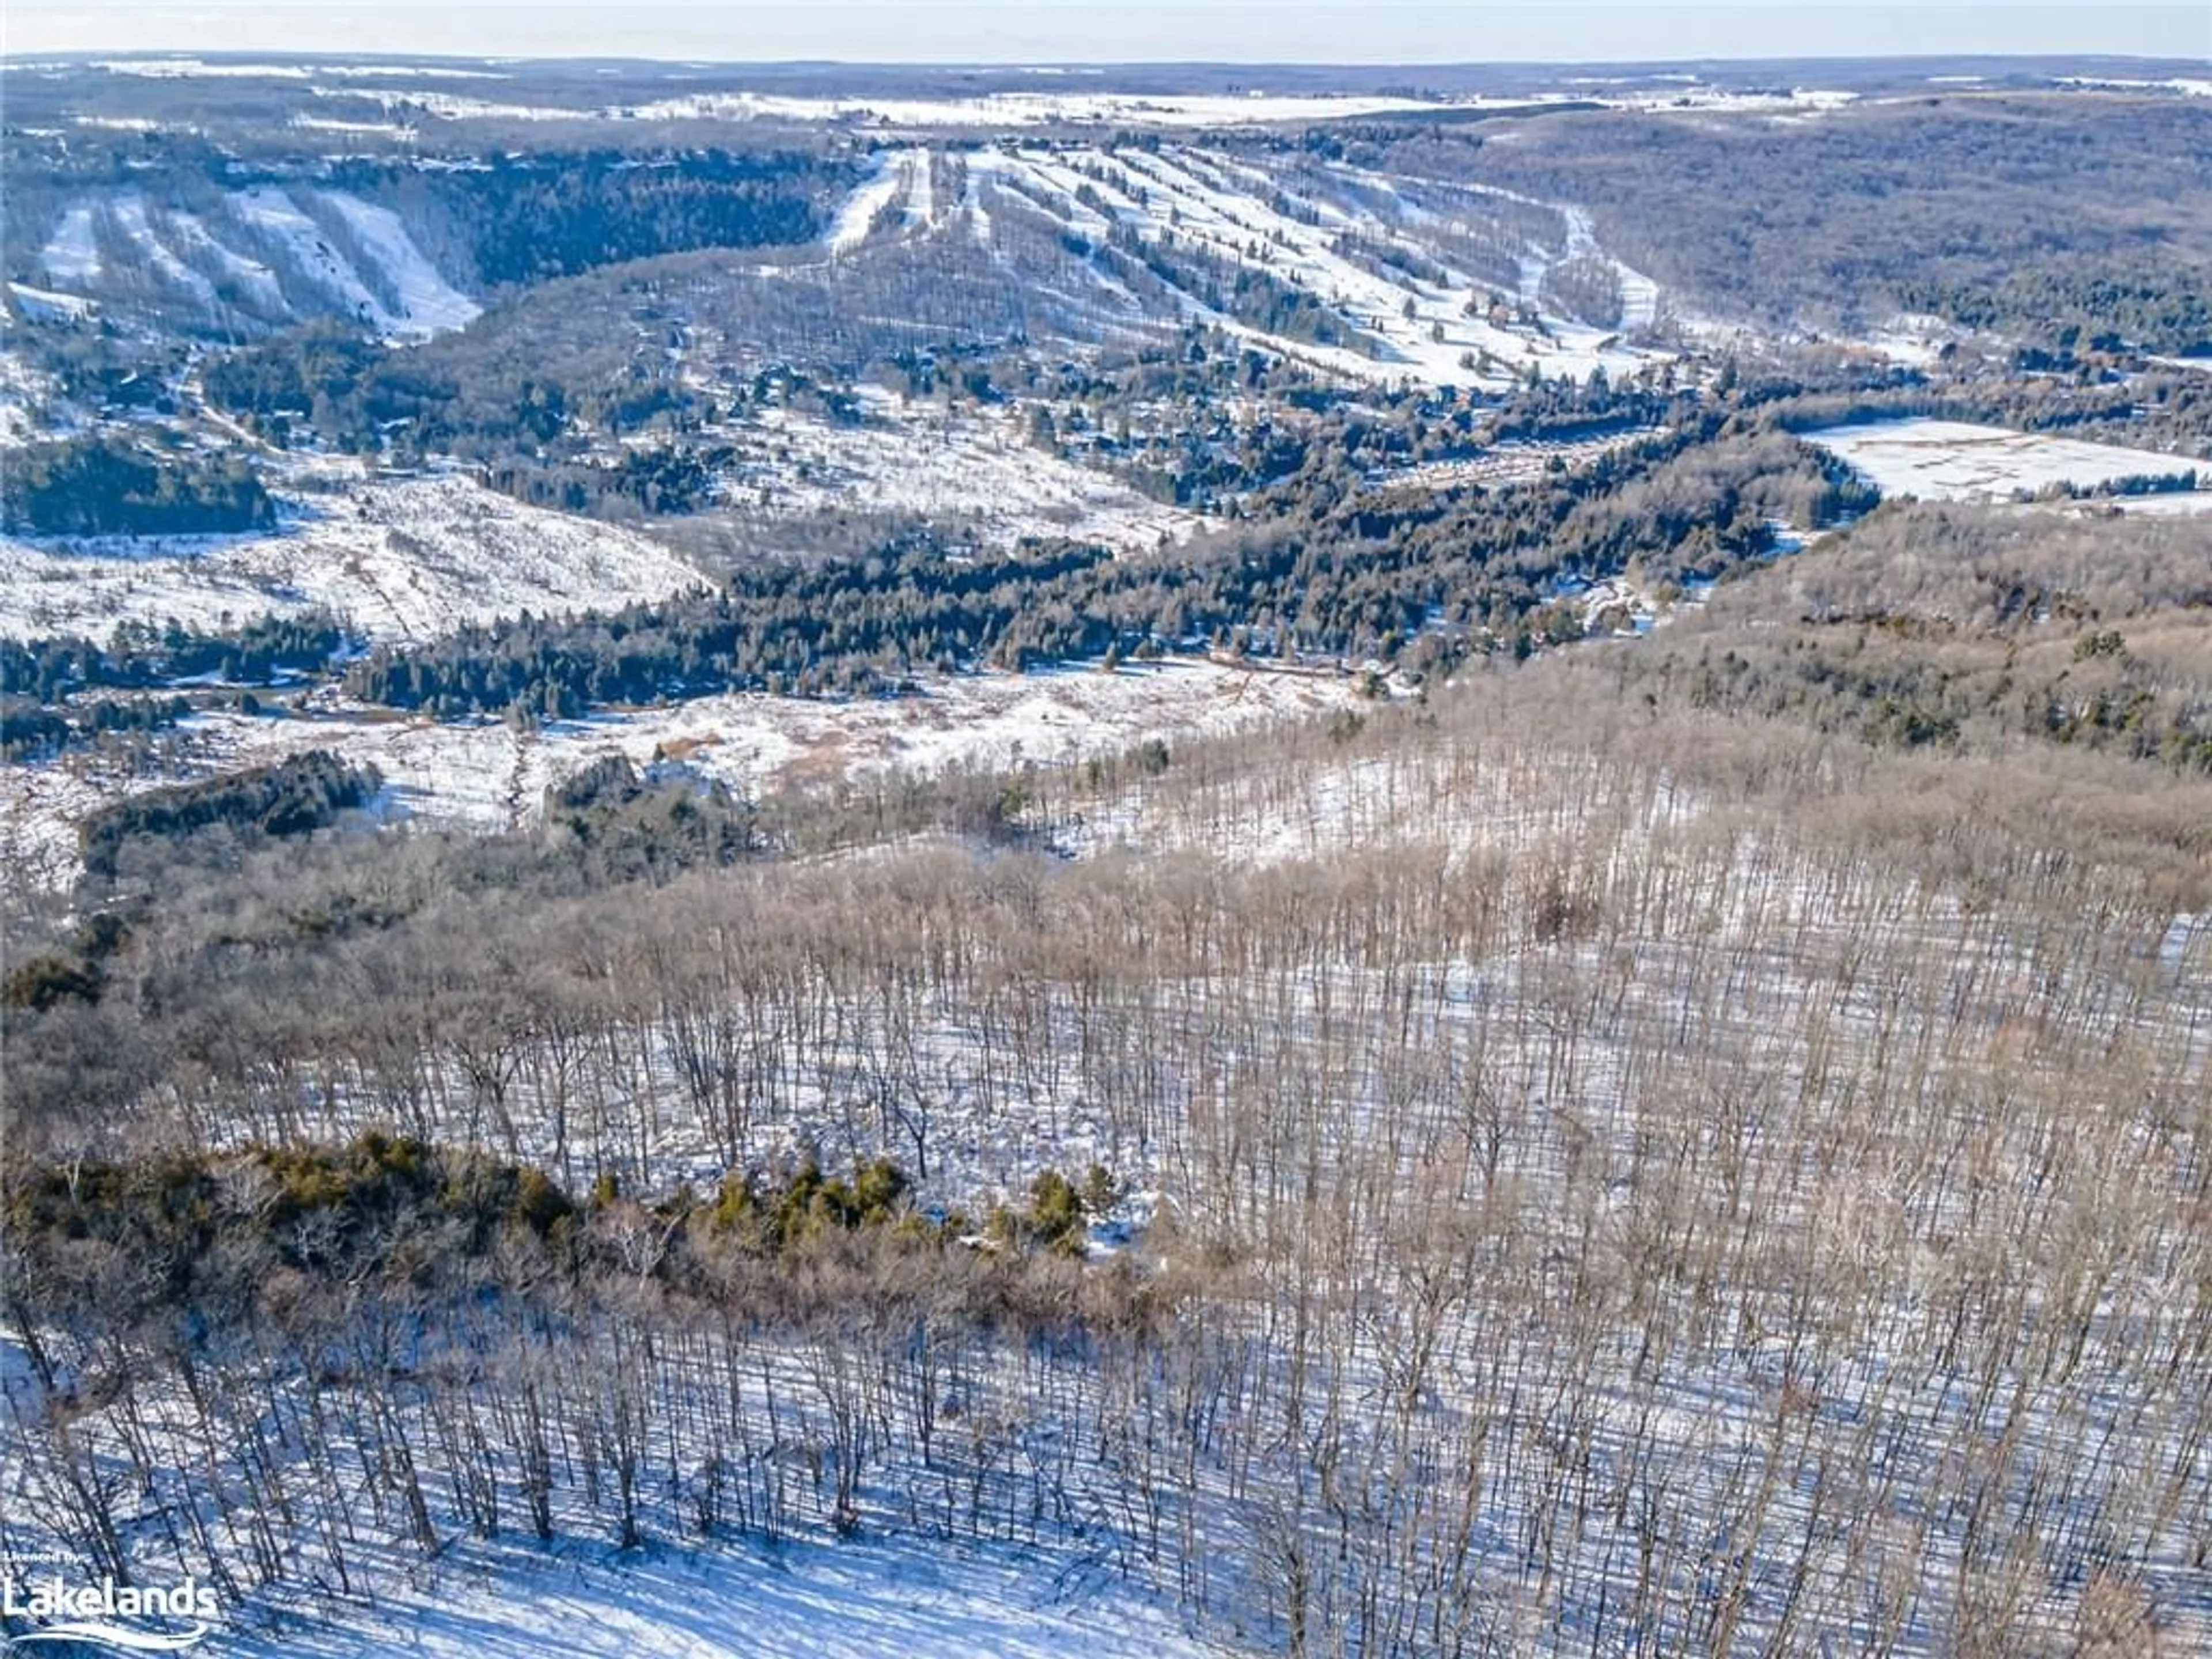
[221,1535,1226,1659]
[0,658,1366,888]
[0,470,712,642]
[1805,417,2212,507]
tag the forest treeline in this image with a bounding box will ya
[336,422,1871,719]
[0,612,350,702]
[1641,503,2212,771]
[392,148,849,287]
[0,692,192,765]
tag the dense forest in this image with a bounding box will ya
[75,748,383,880]
[0,435,276,537]
[1438,95,2212,351]
[406,148,849,286]
[0,612,351,702]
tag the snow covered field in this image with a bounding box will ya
[0,471,712,642]
[718,392,1202,552]
[1805,418,2211,507]
[0,658,1365,889]
[52,55,1863,130]
[617,89,1464,128]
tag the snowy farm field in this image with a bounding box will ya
[1804,418,2212,508]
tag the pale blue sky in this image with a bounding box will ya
[7,2,2207,64]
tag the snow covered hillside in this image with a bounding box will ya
[21,185,479,341]
[819,139,1665,390]
[0,469,710,642]
[701,389,1203,554]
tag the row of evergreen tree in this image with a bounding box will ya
[1,435,275,537]
[340,418,1866,721]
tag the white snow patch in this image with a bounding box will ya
[230,184,389,328]
[621,89,1465,129]
[111,194,218,307]
[71,115,191,133]
[215,1535,1223,1659]
[328,89,578,123]
[164,211,289,314]
[6,283,97,324]
[39,204,102,285]
[824,151,917,255]
[93,56,310,78]
[1805,418,2210,505]
[291,115,418,138]
[0,473,711,644]
[321,191,482,337]
[726,392,1202,552]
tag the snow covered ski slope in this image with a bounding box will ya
[823,139,1663,389]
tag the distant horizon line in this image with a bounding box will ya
[5,48,2206,69]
